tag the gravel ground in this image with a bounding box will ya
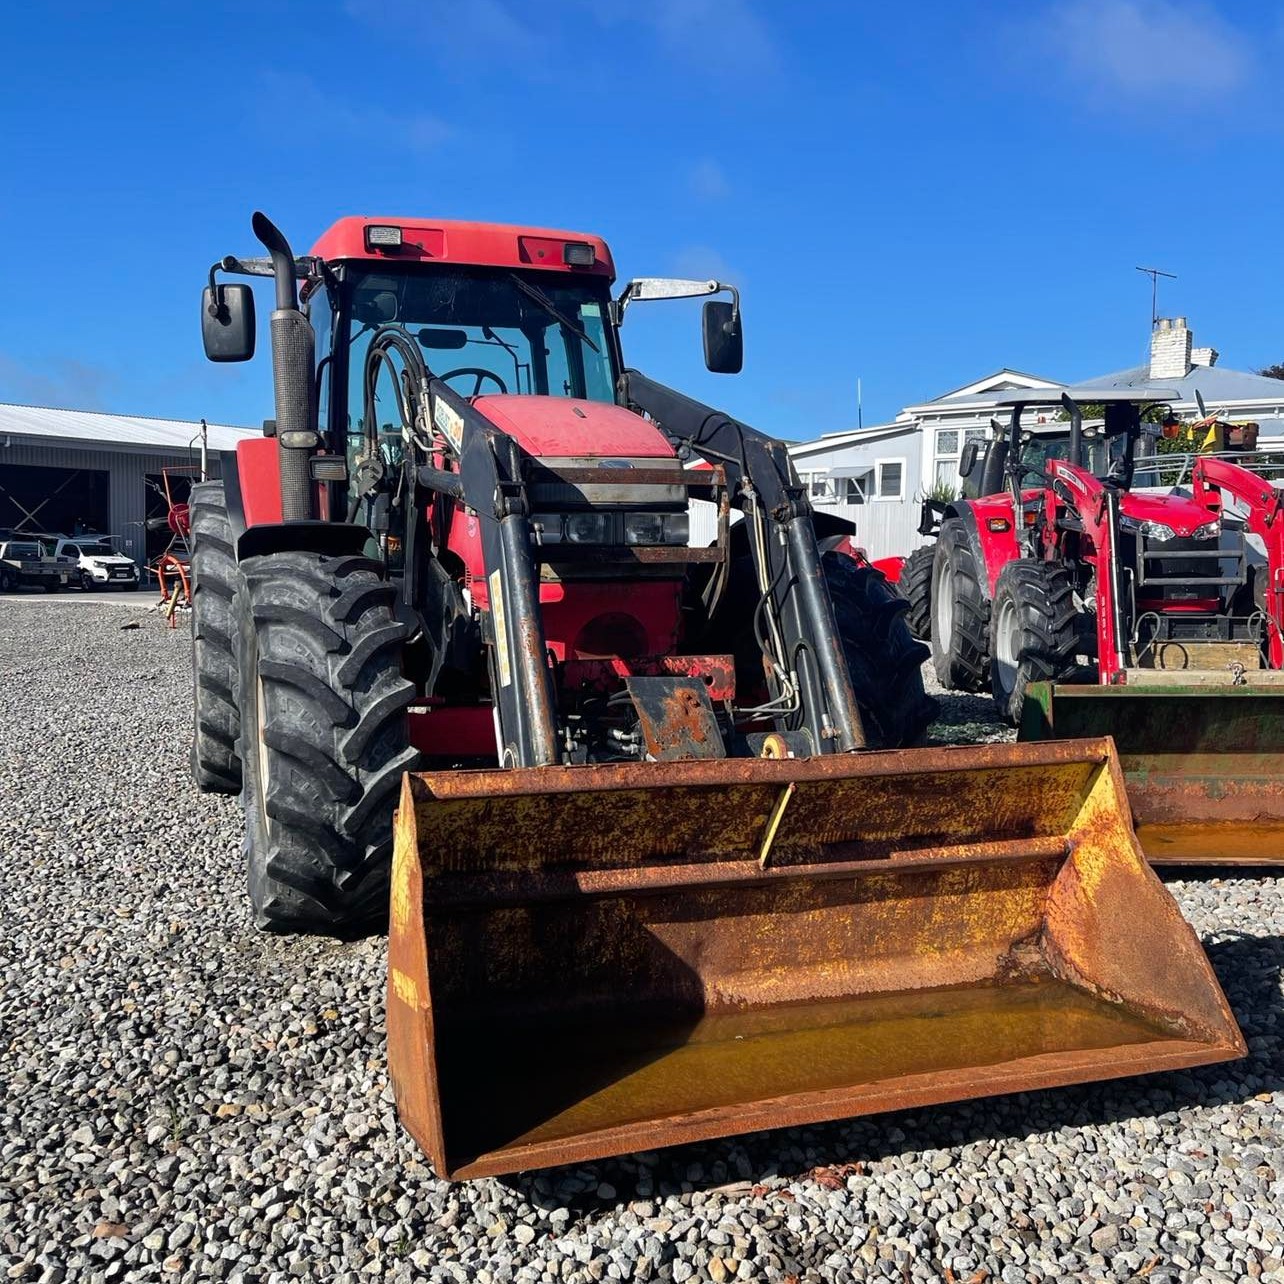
[3,598,1283,1283]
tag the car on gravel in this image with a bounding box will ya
[43,535,141,591]
[0,540,74,592]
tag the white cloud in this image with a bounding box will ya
[671,246,741,285]
[257,71,453,152]
[639,0,778,75]
[690,159,731,201]
[0,355,116,410]
[1038,0,1250,97]
[345,0,549,65]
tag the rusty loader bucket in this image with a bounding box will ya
[1021,682,1284,865]
[387,739,1243,1179]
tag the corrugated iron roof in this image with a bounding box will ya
[1083,363,1284,404]
[0,402,257,452]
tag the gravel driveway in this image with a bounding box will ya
[2,599,1282,1283]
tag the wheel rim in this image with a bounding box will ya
[993,595,1019,698]
[934,559,955,651]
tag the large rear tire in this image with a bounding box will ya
[238,551,419,934]
[930,519,991,692]
[900,545,934,641]
[989,559,1080,725]
[189,482,243,794]
[825,553,936,749]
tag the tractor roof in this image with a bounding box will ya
[310,217,616,279]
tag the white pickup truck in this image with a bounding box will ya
[49,535,141,590]
[0,540,74,591]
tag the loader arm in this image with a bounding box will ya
[1044,459,1130,681]
[620,370,867,752]
[1192,456,1284,667]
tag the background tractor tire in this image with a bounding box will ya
[189,482,242,794]
[930,519,991,692]
[238,551,419,934]
[899,544,934,641]
[825,552,936,749]
[989,558,1080,725]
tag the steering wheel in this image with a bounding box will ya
[440,367,508,397]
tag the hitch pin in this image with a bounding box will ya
[758,781,796,869]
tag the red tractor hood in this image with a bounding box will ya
[471,396,676,460]
[1119,490,1213,536]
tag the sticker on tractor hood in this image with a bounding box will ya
[433,396,464,454]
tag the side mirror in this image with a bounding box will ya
[959,441,980,478]
[702,299,743,374]
[202,284,256,362]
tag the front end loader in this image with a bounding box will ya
[194,213,1242,1177]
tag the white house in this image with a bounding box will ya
[790,318,1284,560]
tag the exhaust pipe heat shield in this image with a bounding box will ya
[387,739,1243,1179]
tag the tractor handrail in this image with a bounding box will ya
[1192,455,1284,668]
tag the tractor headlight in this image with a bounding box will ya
[1191,520,1221,541]
[624,512,690,545]
[1120,515,1176,542]
[623,513,665,545]
[565,513,610,544]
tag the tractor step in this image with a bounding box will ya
[1119,666,1284,686]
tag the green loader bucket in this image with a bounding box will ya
[387,738,1242,1179]
[1021,682,1284,865]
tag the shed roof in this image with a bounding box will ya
[0,403,256,453]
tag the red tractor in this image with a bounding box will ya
[1011,403,1284,865]
[990,392,1281,718]
[193,212,936,932]
[905,390,1165,693]
[191,215,1242,1178]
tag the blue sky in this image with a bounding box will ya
[2,0,1283,439]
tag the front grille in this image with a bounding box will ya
[1134,534,1244,595]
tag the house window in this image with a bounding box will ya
[842,476,866,504]
[802,472,833,502]
[933,426,988,493]
[875,459,904,500]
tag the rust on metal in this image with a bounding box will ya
[560,653,735,703]
[534,545,724,566]
[1020,682,1284,865]
[386,738,1244,1180]
[624,676,725,761]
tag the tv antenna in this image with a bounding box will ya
[1136,266,1176,329]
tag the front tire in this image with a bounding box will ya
[238,551,419,934]
[900,545,934,641]
[825,553,936,749]
[189,482,242,794]
[989,559,1080,725]
[930,519,991,692]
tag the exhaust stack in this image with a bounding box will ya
[252,211,316,522]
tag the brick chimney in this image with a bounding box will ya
[1191,345,1219,368]
[1150,317,1192,380]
